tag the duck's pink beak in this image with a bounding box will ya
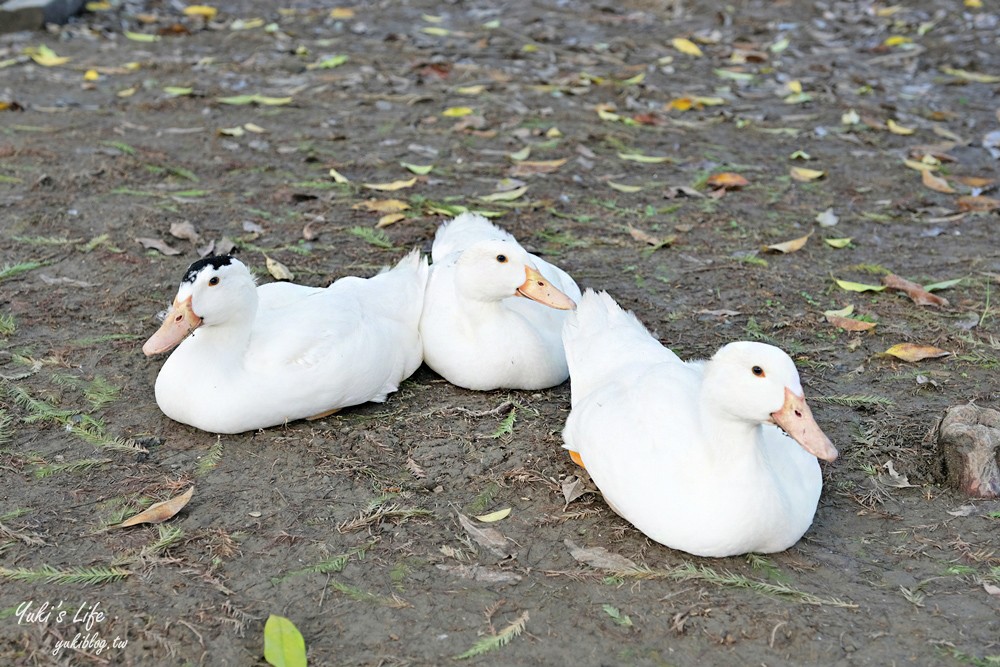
[142,296,202,356]
[771,387,838,462]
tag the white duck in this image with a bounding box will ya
[419,213,582,390]
[562,290,838,557]
[143,251,428,434]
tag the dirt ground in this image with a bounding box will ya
[2,0,999,665]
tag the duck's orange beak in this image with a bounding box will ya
[142,296,202,356]
[516,266,576,310]
[770,387,838,462]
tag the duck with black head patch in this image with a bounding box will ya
[142,251,428,434]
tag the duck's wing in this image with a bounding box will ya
[431,212,516,262]
[563,290,682,407]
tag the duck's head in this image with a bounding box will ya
[455,240,576,310]
[708,341,838,462]
[142,255,256,356]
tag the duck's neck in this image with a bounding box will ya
[185,301,256,362]
[696,398,765,466]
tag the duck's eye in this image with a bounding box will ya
[496,254,508,264]
[752,365,765,377]
[208,276,220,287]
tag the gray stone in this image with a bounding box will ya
[0,0,85,33]
[936,404,1000,498]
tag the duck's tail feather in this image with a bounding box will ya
[563,290,679,406]
[370,248,429,323]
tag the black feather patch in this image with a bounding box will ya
[183,255,234,283]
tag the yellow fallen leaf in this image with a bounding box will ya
[164,86,194,97]
[617,152,673,164]
[475,508,512,523]
[480,186,528,201]
[965,0,982,6]
[401,162,433,175]
[790,167,825,182]
[509,146,531,161]
[824,304,855,318]
[183,5,217,19]
[85,1,111,9]
[545,127,562,138]
[218,126,245,137]
[83,69,99,81]
[786,80,802,94]
[456,85,486,95]
[887,119,915,135]
[939,67,999,84]
[230,18,265,30]
[841,109,861,125]
[265,256,294,281]
[244,122,266,133]
[921,169,955,194]
[672,37,703,57]
[835,279,886,293]
[707,172,749,189]
[329,7,355,19]
[667,97,693,111]
[883,35,912,47]
[362,177,418,191]
[764,231,812,254]
[442,106,473,117]
[25,45,70,67]
[376,213,407,228]
[124,31,161,42]
[117,86,138,98]
[607,182,643,193]
[112,487,194,528]
[903,158,938,172]
[328,167,349,183]
[421,26,451,36]
[353,199,410,213]
[596,108,622,122]
[884,343,951,362]
[824,237,853,248]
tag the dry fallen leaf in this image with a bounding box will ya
[884,343,951,362]
[824,305,876,332]
[879,461,916,488]
[627,225,674,248]
[835,279,886,293]
[113,486,194,528]
[265,256,294,281]
[764,231,812,254]
[436,563,522,585]
[882,274,949,307]
[706,172,749,190]
[480,186,528,201]
[353,199,410,214]
[169,221,201,243]
[565,539,637,571]
[136,237,181,256]
[921,169,955,194]
[509,158,568,176]
[561,475,591,508]
[457,512,514,558]
[957,196,1000,212]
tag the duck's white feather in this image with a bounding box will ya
[148,250,427,434]
[420,214,581,390]
[562,290,832,557]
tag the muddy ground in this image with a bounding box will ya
[2,0,999,665]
